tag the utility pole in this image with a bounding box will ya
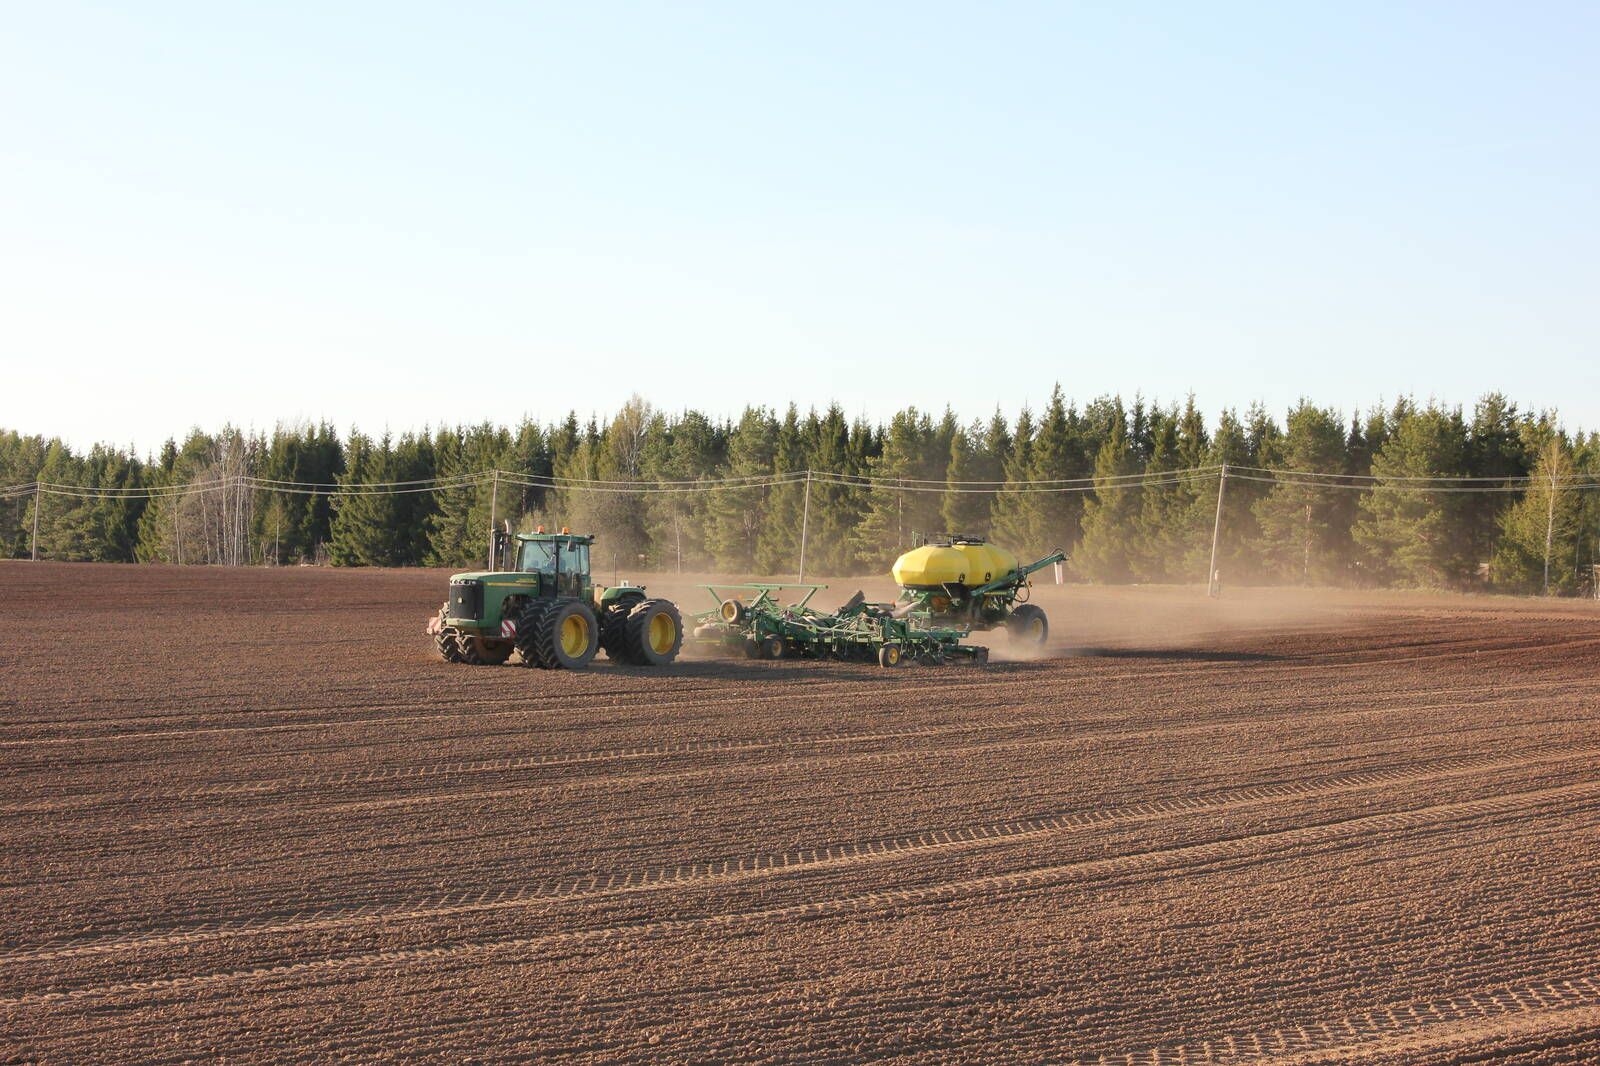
[797,470,812,582]
[487,470,500,570]
[1207,464,1228,598]
[30,482,40,561]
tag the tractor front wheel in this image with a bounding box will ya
[1007,604,1049,649]
[434,604,464,663]
[458,634,513,665]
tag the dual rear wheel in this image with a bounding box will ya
[515,598,601,670]
[601,598,684,666]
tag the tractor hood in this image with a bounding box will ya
[448,571,538,584]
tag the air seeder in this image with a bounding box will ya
[693,583,989,667]
[427,527,683,670]
[891,534,1066,649]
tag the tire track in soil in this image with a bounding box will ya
[6,746,1595,972]
[8,630,1595,749]
[15,682,1596,832]
[16,665,1600,815]
[5,779,1595,1007]
[1068,975,1600,1064]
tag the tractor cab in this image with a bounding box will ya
[503,528,592,600]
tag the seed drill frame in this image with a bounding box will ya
[692,583,990,667]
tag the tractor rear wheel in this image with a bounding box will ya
[457,634,513,665]
[530,598,599,670]
[434,604,464,663]
[599,603,636,661]
[1007,604,1049,649]
[624,598,683,666]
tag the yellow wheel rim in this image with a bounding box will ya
[886,646,900,665]
[648,613,675,654]
[720,600,741,622]
[560,614,589,656]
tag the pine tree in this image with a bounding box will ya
[1073,417,1140,582]
[329,432,404,566]
[1352,405,1472,587]
[854,408,940,568]
[1029,385,1089,554]
[757,405,807,576]
[990,407,1036,551]
[1465,393,1529,569]
[707,407,777,572]
[1251,402,1350,584]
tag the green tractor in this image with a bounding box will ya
[427,527,683,669]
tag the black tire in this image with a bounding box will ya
[624,598,683,666]
[741,638,760,659]
[1007,604,1049,648]
[719,599,747,624]
[599,603,635,661]
[513,600,556,668]
[971,646,990,666]
[877,643,903,668]
[757,634,784,661]
[457,634,513,665]
[532,598,599,670]
[434,604,464,663]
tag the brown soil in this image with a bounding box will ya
[3,561,1599,1064]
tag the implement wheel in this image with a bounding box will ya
[719,599,747,624]
[457,634,513,665]
[757,634,784,660]
[624,598,684,666]
[1007,604,1049,649]
[877,643,903,668]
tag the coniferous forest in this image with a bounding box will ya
[3,390,1598,593]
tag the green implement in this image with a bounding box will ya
[892,534,1064,651]
[692,583,990,667]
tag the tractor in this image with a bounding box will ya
[891,533,1066,649]
[427,527,683,669]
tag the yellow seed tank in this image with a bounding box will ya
[891,540,1019,589]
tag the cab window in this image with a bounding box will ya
[518,540,556,574]
[562,540,589,576]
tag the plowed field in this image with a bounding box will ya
[3,561,1599,1064]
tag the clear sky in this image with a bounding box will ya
[3,2,1596,453]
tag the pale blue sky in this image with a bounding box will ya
[3,2,1596,452]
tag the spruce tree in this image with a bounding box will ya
[989,407,1037,551]
[1352,405,1472,587]
[1252,402,1349,584]
[1073,417,1140,582]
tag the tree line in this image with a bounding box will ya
[3,389,1598,593]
